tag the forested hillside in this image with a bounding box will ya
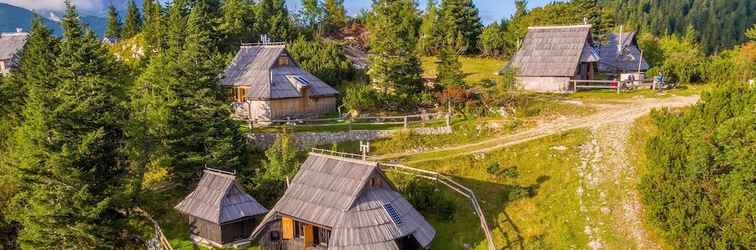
[605,0,755,53]
[0,0,753,249]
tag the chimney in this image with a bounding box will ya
[16,28,22,33]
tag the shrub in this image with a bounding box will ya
[640,84,754,249]
[486,162,500,175]
[401,178,457,222]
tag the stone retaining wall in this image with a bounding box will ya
[248,126,453,149]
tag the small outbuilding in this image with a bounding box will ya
[0,30,29,76]
[220,43,340,121]
[175,169,268,247]
[251,153,436,250]
[598,32,650,79]
[505,24,599,93]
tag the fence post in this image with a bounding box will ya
[403,116,408,128]
[446,113,452,128]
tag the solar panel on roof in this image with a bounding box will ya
[294,76,311,86]
[383,203,402,225]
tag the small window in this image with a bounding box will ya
[270,231,281,241]
[230,87,247,102]
[278,56,289,66]
[317,227,331,246]
[295,221,306,239]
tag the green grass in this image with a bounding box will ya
[380,130,593,249]
[421,56,505,84]
[626,115,673,250]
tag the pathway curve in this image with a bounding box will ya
[376,95,699,164]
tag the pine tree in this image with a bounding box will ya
[417,0,441,55]
[323,0,346,33]
[439,0,482,54]
[368,0,423,93]
[143,0,165,55]
[436,46,464,86]
[479,21,507,57]
[0,16,58,142]
[105,4,122,39]
[122,0,142,38]
[4,2,130,248]
[257,0,292,41]
[219,0,256,51]
[166,0,188,56]
[131,1,247,186]
[748,24,756,41]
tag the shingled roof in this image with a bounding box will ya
[252,153,436,249]
[175,169,268,224]
[220,44,339,101]
[598,32,650,73]
[508,25,594,77]
[0,32,28,61]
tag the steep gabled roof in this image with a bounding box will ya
[509,25,593,77]
[0,32,28,60]
[253,153,436,249]
[220,44,339,100]
[598,32,650,73]
[175,169,267,224]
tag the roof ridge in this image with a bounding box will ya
[528,24,592,30]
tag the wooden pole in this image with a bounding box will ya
[247,101,253,133]
[403,116,408,128]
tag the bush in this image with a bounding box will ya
[640,84,754,249]
[400,178,457,222]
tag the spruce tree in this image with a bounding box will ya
[439,0,482,54]
[143,0,165,55]
[417,0,441,55]
[257,0,291,41]
[4,2,129,248]
[219,0,256,51]
[368,0,423,93]
[105,4,122,39]
[122,0,143,38]
[0,16,58,144]
[323,0,346,33]
[130,1,247,186]
[479,21,507,57]
[436,46,464,86]
[166,0,188,56]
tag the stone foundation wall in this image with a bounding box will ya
[248,126,453,149]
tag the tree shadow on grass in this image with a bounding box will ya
[414,173,550,250]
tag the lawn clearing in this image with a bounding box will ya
[569,82,712,102]
[421,56,505,84]
[387,130,593,249]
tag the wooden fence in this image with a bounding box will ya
[136,207,173,250]
[310,149,496,250]
[570,79,658,93]
[249,112,452,132]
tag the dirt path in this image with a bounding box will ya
[376,95,699,164]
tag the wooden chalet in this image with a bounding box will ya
[175,169,268,247]
[0,30,28,76]
[251,153,436,250]
[220,43,340,121]
[598,32,650,78]
[506,25,600,92]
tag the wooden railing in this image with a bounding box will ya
[136,207,173,250]
[255,112,451,127]
[380,163,496,250]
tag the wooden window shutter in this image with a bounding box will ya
[304,224,314,246]
[281,217,294,240]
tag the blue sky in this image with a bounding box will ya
[287,0,562,24]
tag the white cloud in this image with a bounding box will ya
[1,0,104,12]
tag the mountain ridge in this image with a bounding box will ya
[0,3,107,37]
